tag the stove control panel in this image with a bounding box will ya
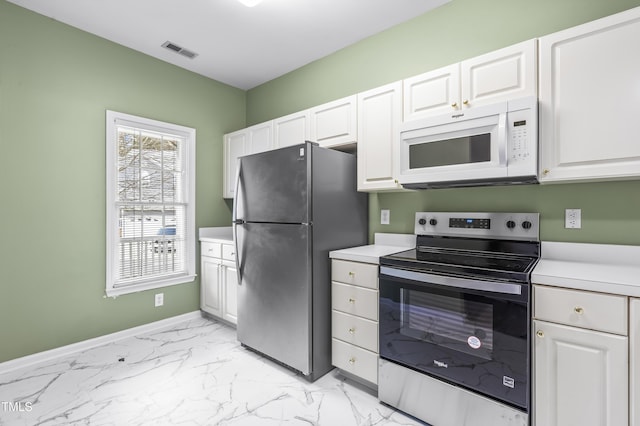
[415,212,539,241]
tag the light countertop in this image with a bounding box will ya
[533,241,640,297]
[199,227,233,243]
[329,233,415,264]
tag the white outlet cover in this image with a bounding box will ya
[381,209,390,225]
[155,293,164,307]
[565,209,582,229]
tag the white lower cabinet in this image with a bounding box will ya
[200,241,238,325]
[632,299,640,426]
[331,259,379,386]
[533,285,629,426]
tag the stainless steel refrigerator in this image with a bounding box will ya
[233,141,368,381]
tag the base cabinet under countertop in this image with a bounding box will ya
[330,258,379,387]
[533,284,629,426]
[201,240,237,325]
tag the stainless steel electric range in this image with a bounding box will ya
[378,212,540,426]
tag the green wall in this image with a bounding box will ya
[247,0,640,245]
[0,1,245,363]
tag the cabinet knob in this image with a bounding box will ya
[348,357,356,364]
[348,327,355,334]
[394,179,399,184]
[463,99,469,106]
[574,306,584,314]
[451,102,458,109]
[348,298,356,304]
[348,271,355,277]
[543,168,550,175]
[536,330,544,338]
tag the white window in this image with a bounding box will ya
[106,111,196,297]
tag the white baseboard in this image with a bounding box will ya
[0,311,203,375]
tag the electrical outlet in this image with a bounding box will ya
[154,293,164,307]
[565,209,582,229]
[381,209,390,225]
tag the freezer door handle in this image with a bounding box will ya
[233,219,245,225]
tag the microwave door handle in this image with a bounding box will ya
[497,113,507,166]
[379,266,522,296]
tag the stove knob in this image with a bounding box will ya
[522,221,533,230]
[418,218,427,226]
[506,220,516,229]
[429,218,438,226]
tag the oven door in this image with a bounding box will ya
[379,266,530,411]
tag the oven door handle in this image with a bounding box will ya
[380,266,522,296]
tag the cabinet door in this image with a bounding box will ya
[403,64,460,121]
[631,299,640,426]
[539,8,640,183]
[247,121,273,155]
[357,82,403,191]
[201,256,222,317]
[461,39,537,109]
[222,261,238,325]
[273,110,310,148]
[309,95,357,148]
[533,319,628,426]
[223,130,246,199]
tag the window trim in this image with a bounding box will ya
[106,110,196,297]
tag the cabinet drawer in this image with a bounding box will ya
[332,338,378,384]
[201,242,222,258]
[332,282,378,321]
[331,259,378,289]
[534,285,628,335]
[332,310,378,353]
[222,243,236,262]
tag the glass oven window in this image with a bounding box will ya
[409,133,491,169]
[400,289,494,360]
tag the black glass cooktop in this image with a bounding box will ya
[381,236,540,284]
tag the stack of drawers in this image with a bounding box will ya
[331,258,379,385]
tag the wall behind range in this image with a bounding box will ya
[0,1,245,363]
[247,0,640,246]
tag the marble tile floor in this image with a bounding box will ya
[0,316,425,426]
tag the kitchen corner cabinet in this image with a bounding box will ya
[201,241,238,325]
[309,95,357,148]
[403,39,536,121]
[222,122,274,199]
[632,299,640,426]
[273,110,310,148]
[331,259,379,386]
[539,7,640,183]
[533,285,628,426]
[357,81,403,191]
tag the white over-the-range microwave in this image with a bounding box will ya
[398,96,538,189]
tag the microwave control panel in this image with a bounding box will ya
[507,106,537,166]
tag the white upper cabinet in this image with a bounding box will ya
[539,7,640,183]
[309,95,357,148]
[404,39,537,121]
[247,121,273,155]
[223,129,247,199]
[273,110,310,148]
[357,81,403,191]
[403,64,460,120]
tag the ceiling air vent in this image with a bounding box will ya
[161,41,198,59]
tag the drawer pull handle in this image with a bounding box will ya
[574,307,584,314]
[536,330,544,338]
[348,298,356,304]
[348,357,356,364]
[348,328,355,334]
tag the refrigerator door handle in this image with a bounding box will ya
[233,159,244,285]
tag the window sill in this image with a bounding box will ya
[106,274,197,298]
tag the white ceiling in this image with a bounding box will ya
[7,0,450,90]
